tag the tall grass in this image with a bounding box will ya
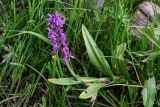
[0,0,160,106]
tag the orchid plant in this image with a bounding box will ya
[46,12,120,101]
[47,13,154,105]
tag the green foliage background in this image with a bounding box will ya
[0,0,160,107]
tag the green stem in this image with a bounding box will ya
[65,61,78,79]
[105,84,143,88]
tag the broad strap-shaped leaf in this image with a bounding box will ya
[48,77,109,85]
[79,77,109,83]
[112,43,129,79]
[142,77,156,107]
[132,51,160,62]
[79,83,106,99]
[82,25,114,78]
[132,51,153,57]
[142,52,160,62]
[48,78,81,85]
[113,43,126,59]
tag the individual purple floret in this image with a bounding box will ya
[47,13,74,62]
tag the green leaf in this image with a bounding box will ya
[79,77,109,83]
[7,31,51,45]
[113,43,126,59]
[21,31,51,44]
[48,77,109,86]
[112,43,129,79]
[132,51,160,62]
[142,77,156,107]
[79,83,105,99]
[142,52,160,62]
[132,51,152,57]
[82,25,114,78]
[48,78,81,85]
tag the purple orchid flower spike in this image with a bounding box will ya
[47,13,74,62]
